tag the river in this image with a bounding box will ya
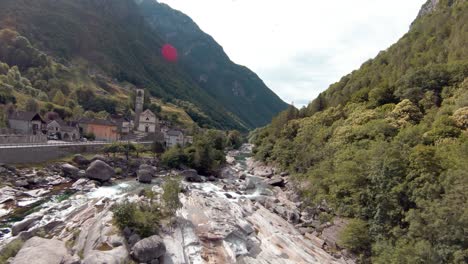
[0,145,349,263]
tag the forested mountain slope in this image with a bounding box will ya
[0,0,287,130]
[137,0,289,128]
[252,0,468,262]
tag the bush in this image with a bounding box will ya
[162,177,182,219]
[161,146,187,168]
[339,219,372,254]
[112,201,161,238]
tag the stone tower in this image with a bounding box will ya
[134,88,144,130]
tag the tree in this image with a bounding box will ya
[151,140,165,158]
[52,90,66,105]
[25,98,39,112]
[227,130,243,149]
[162,177,182,222]
[339,219,372,255]
[133,144,146,158]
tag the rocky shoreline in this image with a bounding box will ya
[0,145,355,263]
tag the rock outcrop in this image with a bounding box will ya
[12,237,73,264]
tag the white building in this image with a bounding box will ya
[164,130,184,148]
[137,109,158,133]
[163,129,193,148]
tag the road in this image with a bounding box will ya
[0,141,153,149]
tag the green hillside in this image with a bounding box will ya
[252,0,467,262]
[0,0,287,130]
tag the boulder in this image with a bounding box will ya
[72,154,90,166]
[85,160,115,182]
[131,235,166,262]
[245,178,256,190]
[321,218,348,250]
[128,233,141,248]
[61,163,80,179]
[90,155,107,163]
[239,173,247,180]
[11,237,72,264]
[253,166,273,178]
[266,177,285,187]
[137,165,154,184]
[181,169,202,183]
[14,180,29,188]
[207,176,217,182]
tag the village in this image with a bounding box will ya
[0,88,193,148]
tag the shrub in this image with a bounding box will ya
[339,219,372,254]
[162,177,182,219]
[112,201,162,238]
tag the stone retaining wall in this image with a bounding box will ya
[0,134,47,144]
[0,142,151,164]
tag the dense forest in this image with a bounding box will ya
[251,0,467,263]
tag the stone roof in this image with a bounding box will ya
[166,130,183,137]
[78,117,116,126]
[9,111,44,122]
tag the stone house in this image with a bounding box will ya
[110,115,132,135]
[78,118,119,141]
[137,109,158,133]
[46,119,80,141]
[8,111,46,135]
[164,129,185,148]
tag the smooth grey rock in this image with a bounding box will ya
[73,154,90,166]
[12,237,71,264]
[128,233,141,247]
[82,246,128,264]
[71,178,97,192]
[11,215,43,236]
[181,169,202,183]
[14,180,29,188]
[131,235,166,262]
[137,169,153,184]
[90,155,107,163]
[266,177,285,187]
[85,160,115,182]
[245,178,256,190]
[61,163,80,179]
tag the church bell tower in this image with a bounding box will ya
[134,88,144,130]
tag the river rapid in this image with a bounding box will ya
[0,145,351,264]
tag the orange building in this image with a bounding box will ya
[78,118,120,141]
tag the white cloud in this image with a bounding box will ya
[159,0,426,107]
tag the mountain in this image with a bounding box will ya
[252,0,467,262]
[136,0,288,129]
[0,0,287,130]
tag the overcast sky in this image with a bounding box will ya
[159,0,426,107]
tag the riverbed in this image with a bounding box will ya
[0,146,351,263]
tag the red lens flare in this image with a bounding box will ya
[162,44,178,62]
